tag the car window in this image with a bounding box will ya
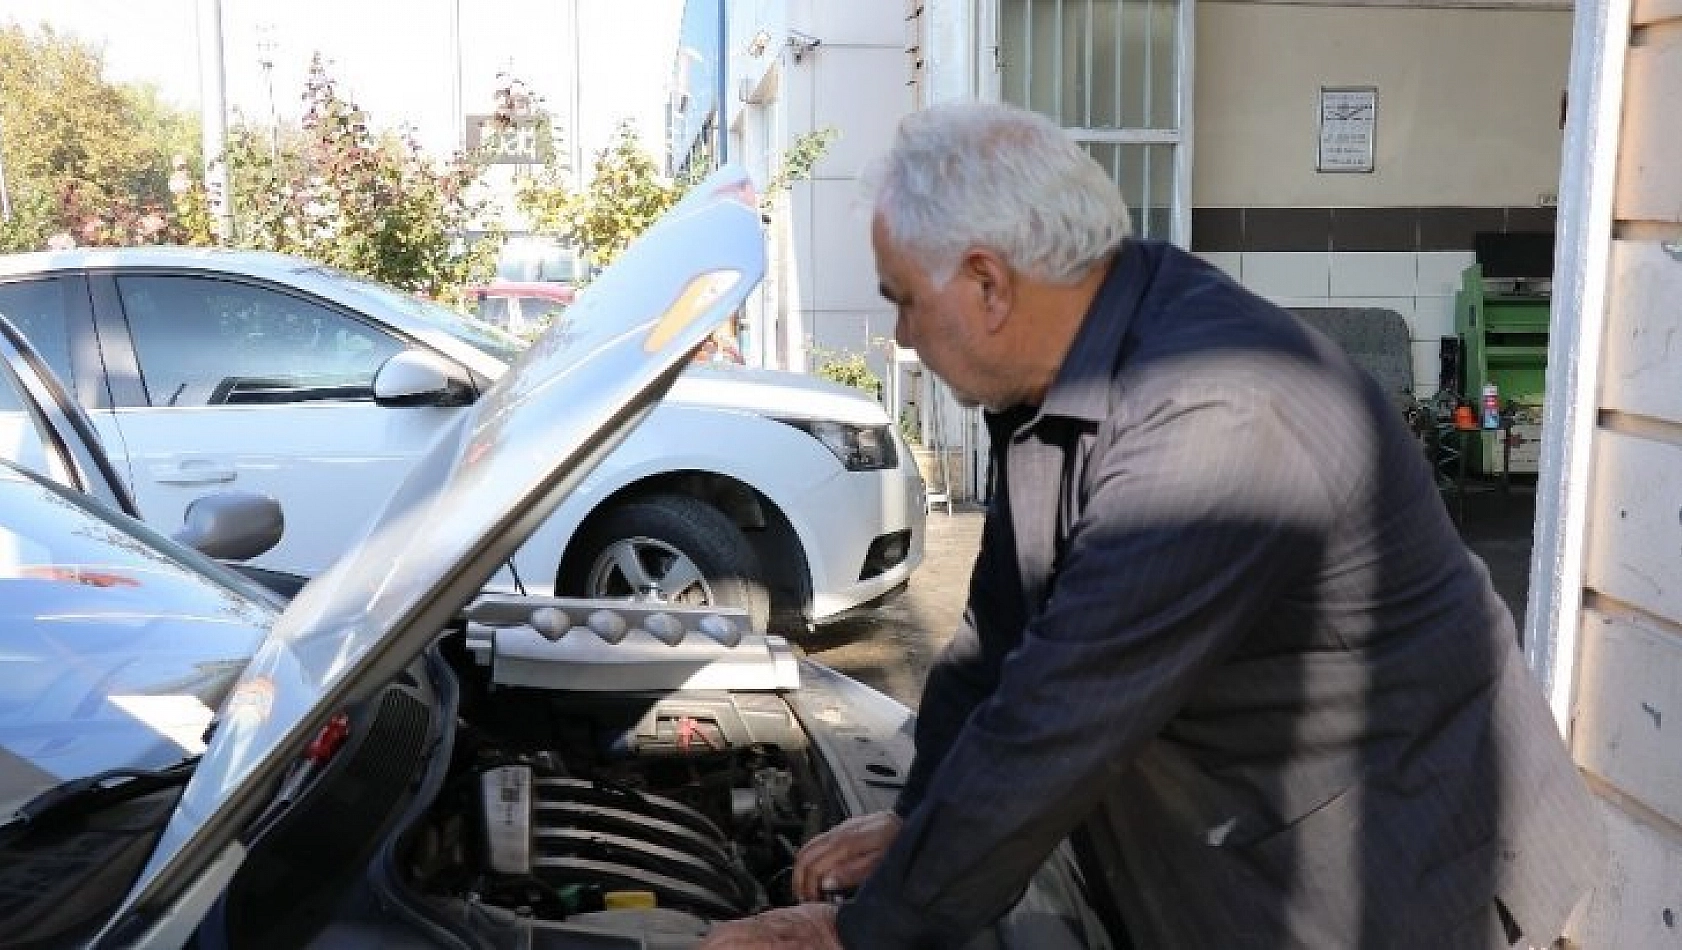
[513,295,569,324]
[0,278,76,392]
[0,347,68,485]
[116,275,404,406]
[306,266,527,364]
[475,295,514,327]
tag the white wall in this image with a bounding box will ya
[1191,3,1572,397]
[1195,3,1573,207]
[779,0,914,376]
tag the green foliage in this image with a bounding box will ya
[898,408,921,446]
[517,121,680,275]
[764,126,838,208]
[810,346,883,403]
[0,25,202,250]
[515,123,840,282]
[223,56,501,296]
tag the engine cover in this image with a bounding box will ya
[463,597,800,692]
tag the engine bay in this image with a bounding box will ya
[393,600,850,946]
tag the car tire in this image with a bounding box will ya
[561,494,770,632]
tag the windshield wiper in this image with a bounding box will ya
[5,757,199,833]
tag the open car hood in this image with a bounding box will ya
[98,168,768,944]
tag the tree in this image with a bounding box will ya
[224,56,500,297]
[0,24,201,250]
[520,120,682,273]
[516,123,838,279]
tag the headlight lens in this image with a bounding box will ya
[778,420,899,471]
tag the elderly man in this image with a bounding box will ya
[700,101,1602,949]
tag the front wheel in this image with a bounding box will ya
[559,494,770,632]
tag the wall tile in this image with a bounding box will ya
[793,185,816,313]
[1412,339,1448,397]
[1242,252,1331,299]
[1506,206,1558,233]
[811,47,915,177]
[1330,207,1418,252]
[1418,207,1507,251]
[1192,208,1245,252]
[1195,251,1243,281]
[807,180,880,312]
[1412,295,1459,341]
[1330,252,1418,297]
[1246,208,1333,252]
[1417,251,1478,297]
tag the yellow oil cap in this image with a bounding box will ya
[603,890,658,910]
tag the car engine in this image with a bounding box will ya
[395,600,842,946]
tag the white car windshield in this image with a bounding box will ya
[304,266,529,365]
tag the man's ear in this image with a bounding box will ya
[961,249,1014,333]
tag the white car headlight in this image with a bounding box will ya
[776,420,899,471]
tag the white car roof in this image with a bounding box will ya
[0,246,322,281]
[0,246,512,379]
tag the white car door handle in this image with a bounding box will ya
[151,459,238,485]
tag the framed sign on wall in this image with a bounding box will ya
[1318,86,1377,173]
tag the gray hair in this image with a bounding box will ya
[864,101,1132,287]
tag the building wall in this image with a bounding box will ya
[666,0,909,380]
[783,0,916,377]
[1191,2,1573,398]
[1544,2,1682,944]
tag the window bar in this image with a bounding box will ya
[1053,0,1064,121]
[1022,0,1033,108]
[1173,0,1194,246]
[1143,0,1156,126]
[1083,0,1094,127]
[1111,146,1123,207]
[1142,144,1154,237]
[1113,0,1124,128]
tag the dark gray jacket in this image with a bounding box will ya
[838,240,1604,948]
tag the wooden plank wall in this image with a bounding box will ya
[1571,1,1682,944]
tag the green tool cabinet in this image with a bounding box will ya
[1455,262,1550,474]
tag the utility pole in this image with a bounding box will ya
[449,0,464,154]
[256,23,278,159]
[197,0,234,242]
[0,108,12,222]
[715,0,728,167]
[569,0,583,190]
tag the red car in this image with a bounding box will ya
[463,280,576,334]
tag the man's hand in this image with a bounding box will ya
[792,810,903,902]
[696,903,842,949]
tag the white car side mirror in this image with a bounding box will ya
[373,350,475,407]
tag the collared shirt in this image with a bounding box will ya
[833,238,1567,947]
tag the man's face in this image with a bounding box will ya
[871,214,993,409]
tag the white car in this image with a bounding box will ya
[0,245,924,631]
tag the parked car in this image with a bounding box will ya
[463,279,576,336]
[0,310,283,562]
[0,170,1097,949]
[0,241,924,633]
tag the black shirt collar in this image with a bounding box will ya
[1032,240,1147,426]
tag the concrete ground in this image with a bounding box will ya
[802,481,1535,710]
